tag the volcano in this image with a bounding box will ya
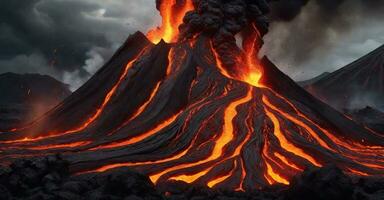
[0,0,383,191]
[303,45,384,111]
[0,73,71,131]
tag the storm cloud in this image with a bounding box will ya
[262,0,384,81]
[0,0,158,90]
[0,0,383,89]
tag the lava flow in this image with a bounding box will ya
[0,0,383,191]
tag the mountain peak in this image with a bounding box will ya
[0,36,383,190]
[303,44,384,111]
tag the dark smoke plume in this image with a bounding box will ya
[263,0,384,80]
[178,0,270,69]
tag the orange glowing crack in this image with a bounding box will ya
[262,95,332,151]
[5,47,150,144]
[274,152,303,171]
[82,97,222,174]
[236,158,246,191]
[60,50,145,135]
[211,41,231,78]
[147,0,194,43]
[154,88,253,184]
[129,82,162,121]
[347,168,369,176]
[265,162,290,185]
[207,160,238,188]
[91,112,181,150]
[84,147,190,174]
[235,111,255,191]
[262,138,290,185]
[28,141,91,150]
[167,48,176,76]
[267,88,384,154]
[263,98,322,167]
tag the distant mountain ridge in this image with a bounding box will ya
[298,72,330,87]
[344,106,384,134]
[302,45,384,111]
[0,72,71,130]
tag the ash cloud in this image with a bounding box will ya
[262,0,384,80]
[178,0,270,69]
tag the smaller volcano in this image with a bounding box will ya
[0,73,71,131]
[303,45,384,111]
[344,106,384,134]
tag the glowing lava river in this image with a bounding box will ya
[0,0,384,191]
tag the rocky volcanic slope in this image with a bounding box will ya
[303,45,384,111]
[0,73,71,131]
[0,32,383,190]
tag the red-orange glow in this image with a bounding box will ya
[274,152,303,171]
[129,82,161,121]
[263,96,332,151]
[236,158,246,192]
[147,0,194,43]
[211,41,232,78]
[265,162,290,185]
[91,112,181,150]
[262,137,290,185]
[22,47,149,141]
[166,47,188,76]
[239,25,263,88]
[207,160,238,188]
[28,141,90,150]
[167,48,175,76]
[263,99,322,167]
[60,54,143,135]
[85,148,190,174]
[82,109,215,174]
[347,168,369,176]
[151,88,253,184]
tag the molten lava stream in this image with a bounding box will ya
[207,159,238,188]
[90,112,182,150]
[170,105,255,188]
[27,141,91,151]
[263,101,322,167]
[90,71,215,150]
[0,47,150,146]
[80,85,225,174]
[147,0,194,43]
[262,133,290,185]
[268,89,384,159]
[149,88,253,185]
[260,83,384,154]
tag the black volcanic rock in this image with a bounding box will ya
[0,73,71,130]
[0,156,383,200]
[283,166,354,200]
[344,106,384,134]
[303,45,384,111]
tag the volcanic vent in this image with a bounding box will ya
[1,0,384,190]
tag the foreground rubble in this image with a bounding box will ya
[0,155,382,200]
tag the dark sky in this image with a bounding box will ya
[0,0,383,90]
